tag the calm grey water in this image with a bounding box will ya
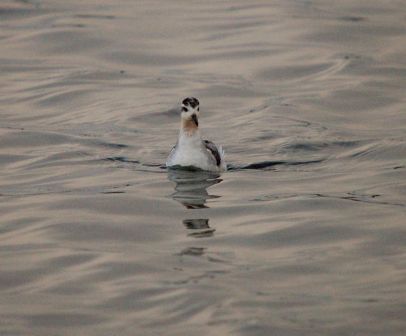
[1,1,406,335]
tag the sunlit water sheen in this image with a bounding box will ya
[1,1,405,335]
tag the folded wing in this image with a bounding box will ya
[203,140,221,166]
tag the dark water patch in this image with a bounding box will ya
[103,156,140,164]
[129,106,181,123]
[308,23,406,47]
[339,139,406,162]
[146,163,167,169]
[251,222,364,248]
[35,88,92,107]
[0,216,45,235]
[0,265,60,290]
[0,1,40,19]
[0,243,55,253]
[28,30,108,55]
[251,193,298,202]
[148,298,213,326]
[87,261,161,282]
[268,264,326,276]
[280,140,362,153]
[49,221,167,244]
[258,63,336,81]
[357,228,406,257]
[251,192,404,208]
[269,115,328,131]
[314,88,399,113]
[20,69,130,89]
[53,23,86,29]
[98,287,180,312]
[0,58,62,74]
[0,272,35,290]
[0,154,32,166]
[180,247,206,257]
[254,132,278,141]
[45,282,92,296]
[230,159,324,170]
[0,7,36,17]
[74,14,116,20]
[352,65,406,80]
[315,192,404,207]
[105,49,273,67]
[0,180,138,198]
[198,84,261,98]
[24,312,104,327]
[210,3,273,13]
[42,253,96,270]
[339,16,366,22]
[105,50,200,67]
[102,156,167,172]
[95,141,128,149]
[20,150,93,170]
[235,324,305,336]
[159,107,180,117]
[0,130,71,147]
[202,19,270,33]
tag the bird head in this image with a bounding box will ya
[181,97,200,127]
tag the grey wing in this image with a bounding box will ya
[166,143,178,164]
[203,140,221,166]
[169,143,177,154]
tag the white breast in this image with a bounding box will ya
[166,131,225,172]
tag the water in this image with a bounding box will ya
[1,0,405,335]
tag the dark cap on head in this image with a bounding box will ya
[182,97,199,108]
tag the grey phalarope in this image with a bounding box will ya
[166,97,226,172]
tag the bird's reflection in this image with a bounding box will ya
[167,169,222,238]
[167,169,222,209]
[183,218,215,238]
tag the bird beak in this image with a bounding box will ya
[191,114,199,127]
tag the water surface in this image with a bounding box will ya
[1,0,405,335]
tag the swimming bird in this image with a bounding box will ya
[166,97,226,172]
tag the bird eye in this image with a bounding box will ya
[197,107,200,111]
[182,106,188,112]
